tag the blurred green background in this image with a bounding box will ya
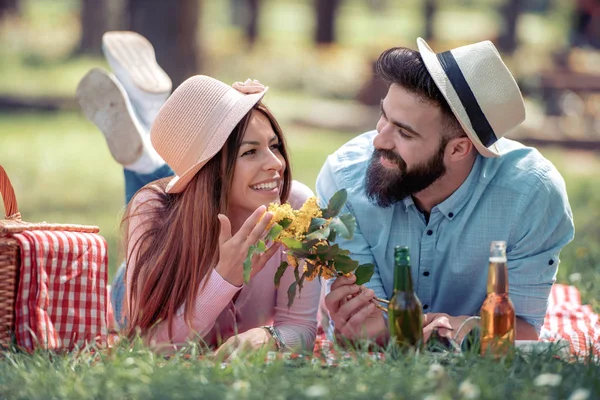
[0,0,598,311]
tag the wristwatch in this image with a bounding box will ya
[262,325,286,351]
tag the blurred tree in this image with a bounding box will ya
[497,0,520,54]
[127,0,201,88]
[423,0,436,41]
[246,0,260,46]
[570,0,600,48]
[0,0,20,19]
[78,0,110,56]
[230,0,261,45]
[314,0,340,45]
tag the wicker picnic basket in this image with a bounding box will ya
[0,165,101,348]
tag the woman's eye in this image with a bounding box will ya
[241,149,256,157]
[270,143,282,152]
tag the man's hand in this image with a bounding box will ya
[423,313,478,344]
[325,275,387,344]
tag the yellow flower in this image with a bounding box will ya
[267,202,295,229]
[289,197,323,239]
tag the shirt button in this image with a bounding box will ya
[423,271,430,277]
[426,230,433,236]
[423,304,429,310]
[549,259,554,265]
[448,212,454,218]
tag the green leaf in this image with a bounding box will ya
[354,263,375,285]
[315,243,340,263]
[281,237,304,251]
[266,224,283,241]
[274,261,288,288]
[308,218,327,233]
[305,226,330,241]
[287,282,298,308]
[293,263,300,283]
[333,254,359,274]
[243,250,253,284]
[255,240,266,253]
[322,189,348,219]
[338,213,356,240]
[298,274,305,291]
[279,218,292,229]
[281,237,313,257]
[327,228,337,243]
[329,217,350,240]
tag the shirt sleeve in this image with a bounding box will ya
[150,269,242,346]
[506,169,574,333]
[126,190,242,347]
[316,155,385,339]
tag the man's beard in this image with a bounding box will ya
[365,139,448,208]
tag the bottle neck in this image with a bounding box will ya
[487,257,509,294]
[393,263,414,293]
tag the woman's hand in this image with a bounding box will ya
[214,327,276,361]
[215,205,281,287]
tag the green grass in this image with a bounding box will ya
[0,338,598,399]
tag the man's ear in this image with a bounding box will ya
[447,136,474,161]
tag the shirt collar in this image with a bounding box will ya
[435,155,483,220]
[400,155,483,219]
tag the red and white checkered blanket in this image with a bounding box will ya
[14,230,108,350]
[541,283,600,357]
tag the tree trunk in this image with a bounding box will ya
[498,0,520,54]
[246,0,260,46]
[423,0,436,41]
[0,0,20,20]
[314,0,340,45]
[77,0,110,56]
[127,0,201,89]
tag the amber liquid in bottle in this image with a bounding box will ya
[388,246,424,349]
[480,241,516,356]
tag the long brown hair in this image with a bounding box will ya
[122,103,292,339]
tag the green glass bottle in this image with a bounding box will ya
[388,246,424,349]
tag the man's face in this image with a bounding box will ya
[366,84,449,207]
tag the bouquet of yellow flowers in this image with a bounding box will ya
[244,189,374,307]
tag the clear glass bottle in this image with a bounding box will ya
[480,241,516,356]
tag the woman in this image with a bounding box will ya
[126,75,321,353]
[78,65,320,353]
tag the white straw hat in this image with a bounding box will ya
[417,38,526,157]
[150,76,268,193]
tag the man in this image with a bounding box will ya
[318,38,574,344]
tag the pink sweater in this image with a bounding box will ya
[126,181,321,350]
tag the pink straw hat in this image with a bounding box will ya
[150,76,268,193]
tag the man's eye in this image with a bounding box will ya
[398,130,411,139]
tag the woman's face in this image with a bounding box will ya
[228,109,286,216]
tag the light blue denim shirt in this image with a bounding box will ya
[317,131,574,334]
